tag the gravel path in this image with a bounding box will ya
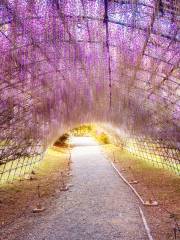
[1,137,148,240]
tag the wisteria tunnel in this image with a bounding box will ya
[0,0,180,183]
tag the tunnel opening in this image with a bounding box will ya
[0,121,179,183]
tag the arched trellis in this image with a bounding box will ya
[0,0,179,182]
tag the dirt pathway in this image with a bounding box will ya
[1,137,148,240]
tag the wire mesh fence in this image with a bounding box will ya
[0,151,43,184]
[124,137,180,175]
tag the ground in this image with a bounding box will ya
[0,137,179,240]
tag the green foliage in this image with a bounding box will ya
[70,124,110,145]
[96,132,109,144]
[54,133,69,146]
[70,124,94,136]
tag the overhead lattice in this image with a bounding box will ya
[0,0,179,181]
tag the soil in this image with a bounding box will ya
[103,144,180,240]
